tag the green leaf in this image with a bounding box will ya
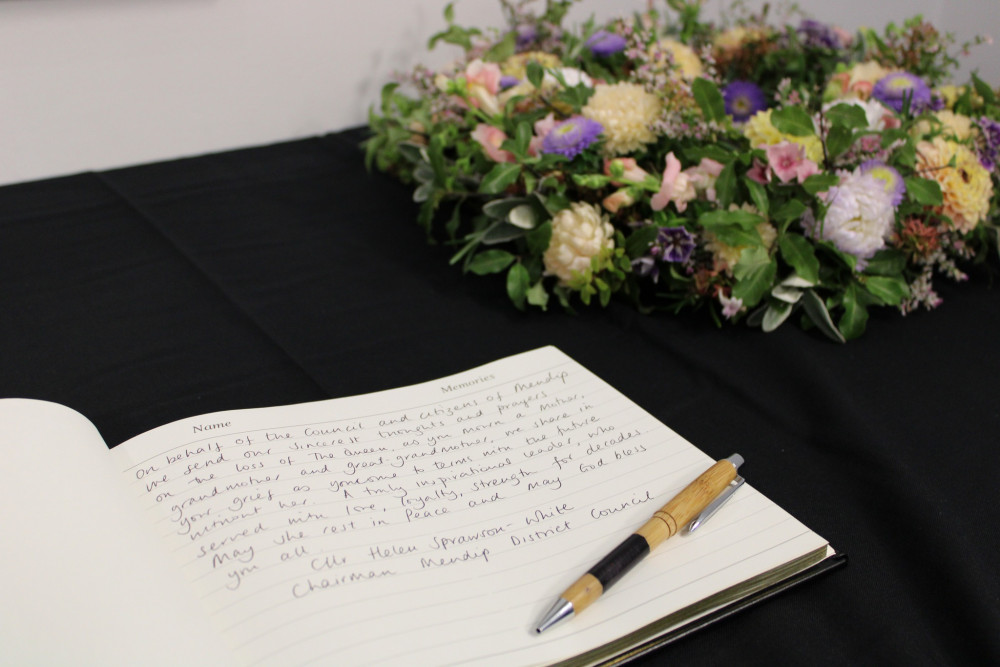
[413,181,434,203]
[526,281,549,310]
[698,209,765,230]
[526,221,552,256]
[481,221,528,244]
[745,178,769,216]
[444,199,463,239]
[715,162,737,209]
[501,121,533,160]
[526,61,544,89]
[839,283,869,340]
[482,193,547,225]
[772,198,808,226]
[732,246,777,308]
[800,290,846,343]
[825,103,869,129]
[482,30,515,63]
[746,305,767,328]
[825,125,855,159]
[479,163,522,194]
[762,300,794,332]
[572,173,613,189]
[625,224,660,259]
[971,72,998,105]
[779,234,821,285]
[863,275,909,305]
[802,173,839,196]
[691,78,726,122]
[506,263,530,310]
[466,249,516,275]
[863,249,907,276]
[396,141,425,165]
[904,176,943,206]
[820,242,858,271]
[683,144,738,165]
[428,133,447,184]
[507,204,538,229]
[428,24,481,51]
[770,106,816,137]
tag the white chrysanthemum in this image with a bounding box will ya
[582,82,661,155]
[543,202,615,283]
[812,171,895,260]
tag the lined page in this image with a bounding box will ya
[110,346,828,666]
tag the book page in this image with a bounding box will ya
[0,399,235,667]
[110,347,828,666]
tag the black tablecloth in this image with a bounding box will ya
[2,128,998,665]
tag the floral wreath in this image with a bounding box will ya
[366,0,999,341]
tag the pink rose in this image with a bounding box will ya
[471,124,515,163]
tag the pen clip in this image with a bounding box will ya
[681,475,744,535]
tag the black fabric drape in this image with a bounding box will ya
[2,128,997,664]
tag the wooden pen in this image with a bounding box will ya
[534,454,744,633]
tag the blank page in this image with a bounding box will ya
[0,399,234,666]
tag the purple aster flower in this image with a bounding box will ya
[513,24,537,50]
[652,226,697,263]
[723,80,768,123]
[871,72,933,114]
[797,19,844,49]
[499,75,520,90]
[586,30,627,57]
[541,116,603,159]
[860,160,906,206]
[976,116,1000,171]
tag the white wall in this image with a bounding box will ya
[0,0,995,185]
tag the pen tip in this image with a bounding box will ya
[534,598,574,634]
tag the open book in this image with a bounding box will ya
[0,346,839,666]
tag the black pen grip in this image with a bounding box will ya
[587,533,650,590]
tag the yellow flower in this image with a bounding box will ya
[543,203,615,284]
[937,110,975,140]
[917,137,993,233]
[582,82,662,155]
[913,110,975,141]
[936,84,984,110]
[937,85,964,110]
[501,51,561,79]
[651,38,704,80]
[713,27,751,52]
[743,109,824,163]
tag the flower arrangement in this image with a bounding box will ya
[365,0,999,341]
